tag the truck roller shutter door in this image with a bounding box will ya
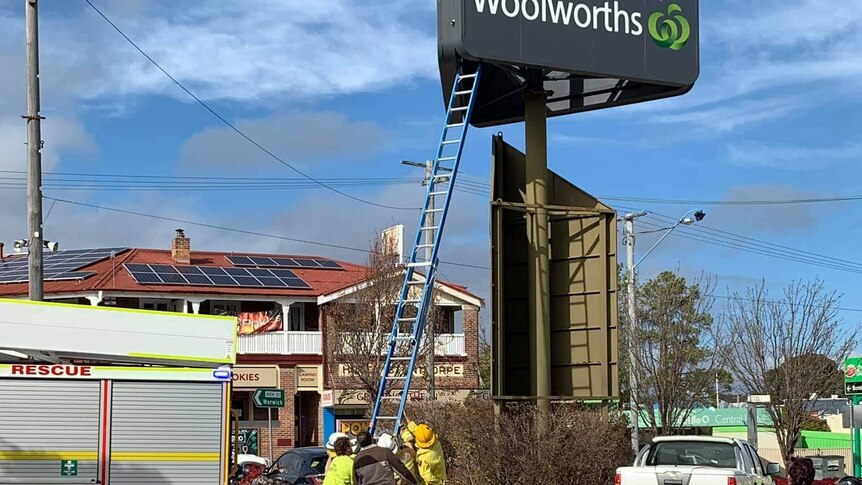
[0,379,100,483]
[110,381,223,484]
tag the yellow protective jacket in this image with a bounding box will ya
[416,441,447,485]
[323,455,354,485]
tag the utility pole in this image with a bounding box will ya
[402,159,437,400]
[623,210,646,454]
[24,0,44,301]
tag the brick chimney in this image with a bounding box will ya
[0,242,4,262]
[171,229,190,264]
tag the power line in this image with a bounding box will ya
[638,209,862,271]
[44,196,490,271]
[633,217,862,276]
[600,194,862,206]
[82,0,418,212]
[711,294,862,314]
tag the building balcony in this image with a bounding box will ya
[238,331,323,355]
[237,331,466,357]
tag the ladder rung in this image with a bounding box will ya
[441,140,460,145]
[459,74,477,80]
[387,375,408,380]
[429,191,448,196]
[416,244,434,248]
[446,123,465,128]
[390,356,412,361]
[438,156,456,161]
[455,90,472,95]
[380,396,403,400]
[394,336,414,341]
[420,226,440,231]
[432,175,451,180]
[403,299,421,304]
[450,106,468,112]
[376,416,398,420]
[408,280,424,285]
[408,262,432,268]
[425,208,443,213]
[398,317,415,321]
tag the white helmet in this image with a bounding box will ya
[377,433,397,453]
[326,432,349,450]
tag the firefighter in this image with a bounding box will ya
[399,422,422,485]
[414,424,446,485]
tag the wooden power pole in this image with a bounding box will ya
[24,0,44,300]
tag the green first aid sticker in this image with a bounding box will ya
[61,460,77,476]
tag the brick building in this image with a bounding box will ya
[0,230,483,460]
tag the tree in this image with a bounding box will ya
[630,271,725,435]
[477,325,491,389]
[324,239,441,413]
[722,279,857,464]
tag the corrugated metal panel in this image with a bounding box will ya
[110,462,220,484]
[110,382,223,485]
[0,379,100,483]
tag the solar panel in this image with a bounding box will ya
[124,264,311,289]
[0,247,128,284]
[226,255,342,270]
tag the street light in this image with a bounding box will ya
[621,208,705,453]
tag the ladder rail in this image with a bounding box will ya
[370,65,482,437]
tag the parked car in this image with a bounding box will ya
[252,447,328,485]
[616,436,781,485]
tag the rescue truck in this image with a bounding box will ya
[0,299,237,484]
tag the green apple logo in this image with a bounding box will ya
[649,3,691,51]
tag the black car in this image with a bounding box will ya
[252,447,328,485]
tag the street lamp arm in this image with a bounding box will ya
[633,209,701,270]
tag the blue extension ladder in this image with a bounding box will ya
[369,65,482,438]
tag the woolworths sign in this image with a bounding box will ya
[443,0,699,86]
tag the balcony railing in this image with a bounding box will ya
[237,331,466,357]
[238,331,322,355]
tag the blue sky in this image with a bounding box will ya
[0,0,860,336]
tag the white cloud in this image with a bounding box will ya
[0,117,95,173]
[29,0,439,104]
[727,141,861,170]
[179,112,387,167]
[650,97,801,133]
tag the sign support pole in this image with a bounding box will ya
[268,407,273,464]
[746,403,758,450]
[524,70,551,413]
[854,395,860,477]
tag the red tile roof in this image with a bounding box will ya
[0,248,479,300]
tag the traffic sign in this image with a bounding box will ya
[60,460,77,476]
[846,382,862,396]
[747,395,772,404]
[253,389,285,408]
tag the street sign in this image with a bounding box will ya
[748,395,772,404]
[253,389,285,408]
[846,357,862,383]
[846,382,862,396]
[60,460,77,476]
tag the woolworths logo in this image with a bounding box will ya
[473,0,692,51]
[648,3,691,50]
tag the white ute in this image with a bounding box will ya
[615,436,781,485]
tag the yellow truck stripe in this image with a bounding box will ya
[111,452,221,462]
[0,451,98,460]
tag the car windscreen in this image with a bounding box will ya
[308,455,327,474]
[646,441,737,468]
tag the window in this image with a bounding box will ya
[212,301,239,316]
[743,444,764,475]
[253,405,279,422]
[289,304,304,331]
[140,299,170,312]
[646,441,738,468]
[232,396,248,420]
